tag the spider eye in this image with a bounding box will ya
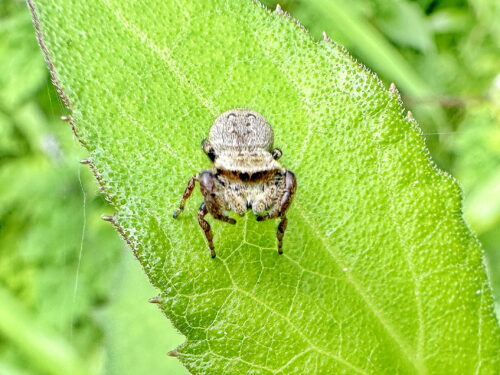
[201,138,210,151]
[202,139,216,161]
[246,113,256,120]
[272,148,282,160]
[206,150,216,162]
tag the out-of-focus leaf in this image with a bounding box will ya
[0,361,32,375]
[0,11,46,109]
[453,105,500,200]
[465,170,500,234]
[428,8,472,34]
[0,284,93,375]
[0,110,22,158]
[469,0,500,47]
[452,96,500,310]
[372,0,434,52]
[0,101,122,368]
[97,251,189,375]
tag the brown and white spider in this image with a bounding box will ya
[173,109,296,258]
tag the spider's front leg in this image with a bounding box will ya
[257,170,297,254]
[198,202,216,258]
[197,171,236,258]
[199,172,236,224]
[173,174,199,218]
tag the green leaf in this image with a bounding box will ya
[451,102,500,307]
[97,249,189,375]
[258,0,451,159]
[371,0,434,52]
[0,124,121,370]
[0,284,92,375]
[270,0,435,98]
[0,8,47,110]
[29,0,500,373]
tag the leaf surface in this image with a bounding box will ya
[29,0,500,373]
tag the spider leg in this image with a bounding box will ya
[197,171,239,258]
[256,170,297,221]
[277,216,288,254]
[199,171,236,224]
[212,213,237,224]
[173,174,199,218]
[256,170,297,254]
[198,202,216,258]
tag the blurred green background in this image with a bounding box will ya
[0,0,499,374]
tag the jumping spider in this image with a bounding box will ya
[173,109,297,258]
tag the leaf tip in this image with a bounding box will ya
[80,159,91,165]
[60,115,72,122]
[406,111,415,121]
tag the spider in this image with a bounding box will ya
[173,109,297,258]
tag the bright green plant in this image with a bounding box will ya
[0,5,118,371]
[97,251,189,375]
[0,3,187,373]
[29,0,500,373]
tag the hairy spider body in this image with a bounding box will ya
[174,109,296,258]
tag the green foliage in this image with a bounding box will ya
[264,0,434,98]
[0,6,118,369]
[0,2,187,374]
[97,252,189,375]
[263,0,500,314]
[0,10,46,110]
[263,0,500,170]
[452,99,500,312]
[30,0,500,374]
[0,285,91,375]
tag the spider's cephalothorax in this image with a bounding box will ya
[173,109,297,258]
